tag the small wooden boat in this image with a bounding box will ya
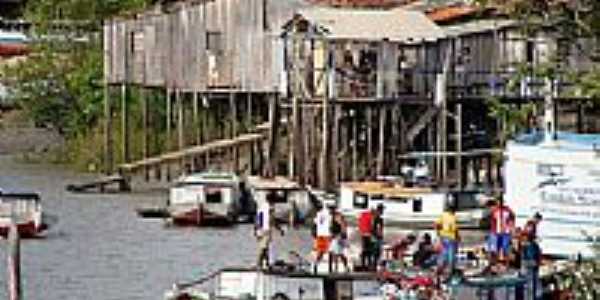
[168,172,242,226]
[0,191,47,238]
[339,181,489,228]
[247,176,314,225]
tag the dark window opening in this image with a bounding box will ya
[206,31,222,53]
[353,193,368,209]
[526,40,535,63]
[206,189,222,203]
[412,198,422,213]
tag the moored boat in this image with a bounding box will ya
[247,176,314,225]
[339,181,489,229]
[168,172,243,226]
[0,191,47,238]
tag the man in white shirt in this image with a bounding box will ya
[313,202,333,273]
[255,193,284,269]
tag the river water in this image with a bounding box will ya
[0,156,313,299]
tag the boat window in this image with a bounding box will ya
[412,198,422,213]
[537,164,564,177]
[206,188,222,204]
[452,192,479,210]
[389,197,408,203]
[354,193,368,209]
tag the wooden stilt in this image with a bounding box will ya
[366,107,373,178]
[142,87,149,181]
[193,92,200,145]
[377,106,387,176]
[104,84,113,175]
[247,92,253,130]
[121,82,129,164]
[166,88,172,181]
[332,104,341,185]
[230,91,239,172]
[352,110,358,180]
[267,93,279,177]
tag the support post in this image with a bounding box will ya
[166,88,172,181]
[366,107,373,178]
[247,92,253,129]
[142,87,149,181]
[320,40,334,191]
[193,92,201,145]
[7,221,21,300]
[377,107,387,176]
[333,104,341,185]
[352,110,358,180]
[121,82,129,164]
[456,104,463,190]
[104,84,113,175]
[267,93,279,177]
[230,91,239,172]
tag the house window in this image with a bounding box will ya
[206,189,222,203]
[537,164,564,176]
[526,40,535,63]
[412,198,422,213]
[206,31,222,53]
[353,193,368,209]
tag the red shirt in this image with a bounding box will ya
[490,205,515,234]
[358,210,373,236]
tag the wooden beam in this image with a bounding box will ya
[352,110,358,180]
[193,92,201,145]
[230,91,238,172]
[366,107,373,177]
[266,93,279,177]
[141,87,149,181]
[121,82,129,164]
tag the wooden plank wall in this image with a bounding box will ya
[104,0,303,92]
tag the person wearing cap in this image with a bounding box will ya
[371,203,385,268]
[313,201,333,273]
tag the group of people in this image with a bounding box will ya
[254,192,543,298]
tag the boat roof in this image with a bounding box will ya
[0,191,41,202]
[175,172,240,185]
[341,181,433,197]
[510,131,600,152]
[247,176,303,191]
[218,266,379,280]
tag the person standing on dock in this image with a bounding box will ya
[490,197,515,264]
[329,205,349,273]
[313,202,333,273]
[435,204,459,276]
[255,193,284,270]
[372,203,385,269]
[358,207,374,269]
[521,232,542,300]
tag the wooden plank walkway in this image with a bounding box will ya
[118,125,269,174]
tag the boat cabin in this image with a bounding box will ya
[339,181,488,228]
[167,267,381,300]
[0,191,45,238]
[169,172,242,225]
[247,176,312,224]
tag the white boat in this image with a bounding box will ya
[0,191,47,238]
[504,131,600,257]
[339,181,489,228]
[168,172,243,226]
[165,267,382,300]
[247,176,313,224]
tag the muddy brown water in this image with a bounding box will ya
[0,156,485,299]
[0,156,314,299]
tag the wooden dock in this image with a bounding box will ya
[118,132,265,174]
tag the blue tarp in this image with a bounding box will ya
[513,131,600,151]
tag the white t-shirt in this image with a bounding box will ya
[257,202,271,232]
[314,208,332,237]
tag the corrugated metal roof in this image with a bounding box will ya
[296,7,445,42]
[426,4,479,22]
[443,19,517,36]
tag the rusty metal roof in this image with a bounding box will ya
[295,6,445,42]
[426,4,479,23]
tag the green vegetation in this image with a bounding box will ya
[1,0,155,170]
